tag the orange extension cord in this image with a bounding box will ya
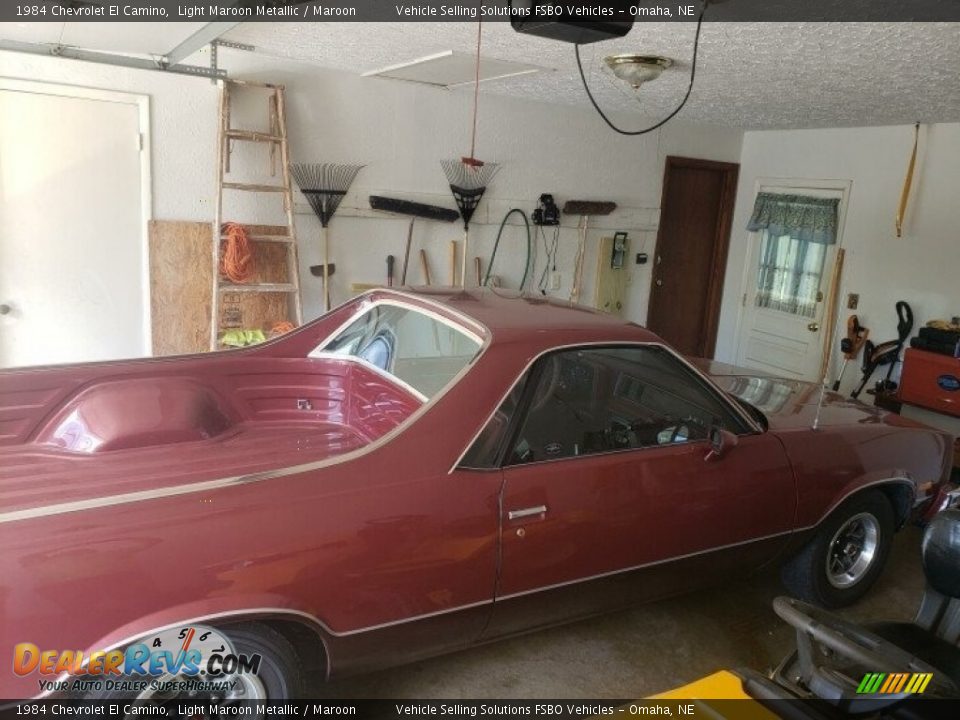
[220,222,254,283]
[271,321,295,335]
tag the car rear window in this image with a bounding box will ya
[315,303,482,399]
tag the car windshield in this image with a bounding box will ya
[316,303,482,399]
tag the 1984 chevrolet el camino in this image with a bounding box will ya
[1,288,956,699]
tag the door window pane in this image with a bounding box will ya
[754,230,827,318]
[507,346,748,465]
[459,371,530,469]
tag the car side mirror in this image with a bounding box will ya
[705,426,738,462]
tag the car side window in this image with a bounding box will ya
[508,346,747,465]
[459,371,530,469]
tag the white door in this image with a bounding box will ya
[736,186,847,382]
[0,83,149,368]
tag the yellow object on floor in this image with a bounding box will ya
[649,671,778,720]
[653,670,751,700]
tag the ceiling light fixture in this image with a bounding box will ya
[574,0,709,137]
[604,54,673,89]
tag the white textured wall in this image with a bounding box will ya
[716,123,960,391]
[1,47,743,332]
[223,50,743,323]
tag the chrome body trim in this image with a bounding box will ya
[506,505,547,521]
[34,474,919,698]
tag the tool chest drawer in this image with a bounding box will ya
[899,349,960,417]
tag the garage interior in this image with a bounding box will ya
[1,14,959,700]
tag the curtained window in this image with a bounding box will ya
[746,193,839,319]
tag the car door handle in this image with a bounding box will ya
[507,505,547,521]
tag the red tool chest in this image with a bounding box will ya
[899,348,960,418]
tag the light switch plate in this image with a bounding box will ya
[847,293,859,309]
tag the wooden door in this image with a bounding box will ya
[646,156,739,358]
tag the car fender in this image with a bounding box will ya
[30,594,333,698]
[777,474,916,562]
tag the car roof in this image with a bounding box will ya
[378,287,660,343]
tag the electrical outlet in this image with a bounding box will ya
[550,272,562,290]
[847,293,859,309]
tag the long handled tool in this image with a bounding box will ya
[420,249,432,285]
[442,160,500,286]
[831,315,869,391]
[562,200,617,303]
[368,196,459,285]
[291,162,364,312]
[441,20,500,287]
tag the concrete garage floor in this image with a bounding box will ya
[311,525,926,698]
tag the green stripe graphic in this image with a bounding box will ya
[859,673,886,693]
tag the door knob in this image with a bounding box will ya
[807,321,820,332]
[655,279,663,287]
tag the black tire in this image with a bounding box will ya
[781,490,895,608]
[226,622,303,700]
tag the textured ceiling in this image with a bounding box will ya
[224,21,960,130]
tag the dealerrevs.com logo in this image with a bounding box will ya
[14,625,262,695]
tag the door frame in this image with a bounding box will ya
[0,77,153,353]
[647,155,739,358]
[731,177,853,375]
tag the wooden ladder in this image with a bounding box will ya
[210,78,302,351]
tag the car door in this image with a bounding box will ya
[480,344,797,639]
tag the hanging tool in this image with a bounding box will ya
[368,196,459,285]
[441,20,501,286]
[895,122,920,238]
[386,255,395,287]
[817,247,845,382]
[290,162,365,312]
[851,301,914,399]
[562,200,617,303]
[449,241,457,286]
[832,315,869,391]
[442,160,500,287]
[420,249,432,285]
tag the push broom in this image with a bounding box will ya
[441,21,500,287]
[291,162,364,311]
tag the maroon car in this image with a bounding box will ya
[1,288,955,700]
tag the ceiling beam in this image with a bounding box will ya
[0,39,226,79]
[163,22,241,66]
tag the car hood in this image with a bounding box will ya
[689,358,918,432]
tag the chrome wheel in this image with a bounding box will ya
[134,670,267,703]
[826,512,880,588]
